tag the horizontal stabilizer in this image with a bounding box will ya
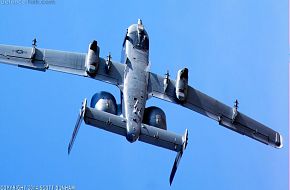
[83,107,186,152]
[74,103,189,186]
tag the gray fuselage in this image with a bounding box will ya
[122,23,150,142]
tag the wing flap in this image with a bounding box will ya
[44,49,86,75]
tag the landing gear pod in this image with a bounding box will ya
[175,68,188,102]
[85,40,100,76]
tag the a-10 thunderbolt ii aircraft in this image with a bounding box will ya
[0,19,283,185]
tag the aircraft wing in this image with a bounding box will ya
[0,44,125,87]
[147,72,283,148]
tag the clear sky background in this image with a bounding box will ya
[0,0,288,189]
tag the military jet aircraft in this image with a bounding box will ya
[0,19,283,185]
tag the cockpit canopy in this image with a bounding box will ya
[123,20,149,51]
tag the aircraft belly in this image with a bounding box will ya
[124,77,147,116]
[123,66,148,142]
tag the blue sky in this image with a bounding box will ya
[0,0,288,189]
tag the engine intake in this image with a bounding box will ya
[85,40,100,77]
[91,91,117,115]
[143,106,167,130]
[175,68,188,102]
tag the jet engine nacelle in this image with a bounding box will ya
[143,106,167,130]
[175,68,188,102]
[85,40,100,76]
[91,91,117,115]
